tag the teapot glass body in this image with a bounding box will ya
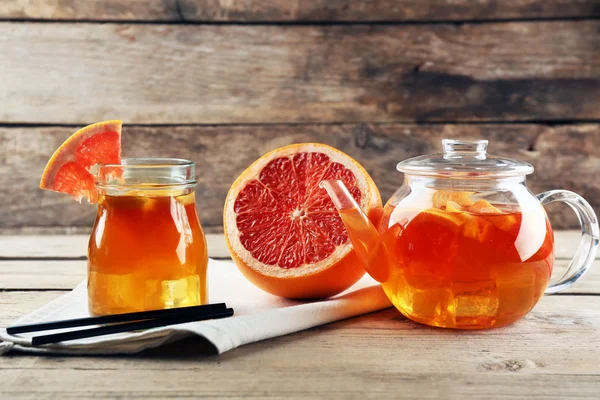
[377,175,553,329]
[322,139,599,329]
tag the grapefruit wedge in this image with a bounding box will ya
[224,143,382,299]
[40,120,122,203]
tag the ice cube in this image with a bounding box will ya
[159,275,201,308]
[406,285,455,327]
[452,280,499,327]
[496,267,536,317]
[445,200,463,212]
[462,214,493,242]
[432,191,475,209]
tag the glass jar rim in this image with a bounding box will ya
[98,157,194,169]
[96,157,197,189]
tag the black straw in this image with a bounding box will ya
[7,303,228,334]
[31,308,234,346]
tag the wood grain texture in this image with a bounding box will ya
[0,257,597,292]
[1,22,599,124]
[0,234,229,259]
[0,235,598,398]
[0,294,599,399]
[0,291,65,327]
[0,374,598,400]
[0,260,85,289]
[173,0,600,22]
[0,232,593,259]
[0,0,179,21]
[2,0,599,21]
[0,124,598,230]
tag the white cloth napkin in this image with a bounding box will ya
[0,259,392,355]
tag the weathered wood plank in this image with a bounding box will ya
[1,22,599,124]
[0,0,179,21]
[0,124,598,230]
[0,260,84,289]
[0,235,89,259]
[0,291,65,327]
[0,232,592,259]
[553,230,600,259]
[0,294,599,399]
[0,372,598,400]
[0,371,599,400]
[0,257,597,293]
[2,0,599,22]
[0,233,229,259]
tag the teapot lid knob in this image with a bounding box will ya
[442,139,488,160]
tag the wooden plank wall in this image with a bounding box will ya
[0,0,599,233]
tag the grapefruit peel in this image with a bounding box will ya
[39,120,122,204]
[223,143,382,299]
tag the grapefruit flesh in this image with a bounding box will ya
[224,143,382,299]
[40,121,122,203]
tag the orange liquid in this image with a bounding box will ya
[88,192,208,315]
[341,206,554,329]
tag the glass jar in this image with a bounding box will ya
[88,158,208,315]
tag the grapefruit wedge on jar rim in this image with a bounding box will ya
[39,120,122,203]
[224,143,382,299]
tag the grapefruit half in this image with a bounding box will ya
[40,120,122,203]
[224,143,382,299]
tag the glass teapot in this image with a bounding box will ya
[321,139,599,329]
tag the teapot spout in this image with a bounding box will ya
[320,180,388,282]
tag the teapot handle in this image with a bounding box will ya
[537,190,599,294]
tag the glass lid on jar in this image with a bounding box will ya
[396,139,534,178]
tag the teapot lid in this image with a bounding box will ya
[396,139,534,177]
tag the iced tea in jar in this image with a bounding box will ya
[88,158,208,315]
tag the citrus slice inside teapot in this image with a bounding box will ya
[321,139,599,329]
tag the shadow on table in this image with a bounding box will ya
[133,308,407,360]
[5,308,516,361]
[135,336,220,358]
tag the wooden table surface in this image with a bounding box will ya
[0,232,599,399]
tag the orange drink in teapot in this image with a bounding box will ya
[324,139,598,329]
[377,198,553,328]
